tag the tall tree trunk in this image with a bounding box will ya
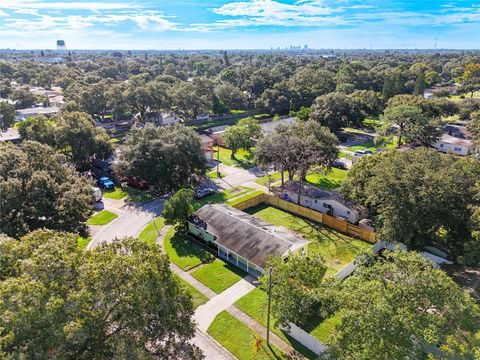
[397,126,403,148]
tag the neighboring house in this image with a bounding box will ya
[205,124,229,145]
[196,113,210,122]
[260,117,296,136]
[273,181,368,224]
[143,112,182,126]
[199,134,215,161]
[432,124,475,156]
[15,106,60,120]
[188,204,310,277]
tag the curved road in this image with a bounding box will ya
[87,199,165,249]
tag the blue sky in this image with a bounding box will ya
[0,0,479,49]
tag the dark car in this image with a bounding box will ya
[194,188,216,199]
[97,176,115,190]
[120,176,150,190]
[332,160,348,170]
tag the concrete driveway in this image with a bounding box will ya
[87,199,165,249]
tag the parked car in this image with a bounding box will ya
[92,187,103,202]
[353,149,373,157]
[332,160,348,170]
[97,176,115,190]
[194,188,216,199]
[118,175,150,190]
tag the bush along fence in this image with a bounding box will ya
[231,192,377,243]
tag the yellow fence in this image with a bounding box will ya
[232,193,377,244]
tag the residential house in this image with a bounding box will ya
[273,181,368,224]
[15,106,60,121]
[143,112,182,126]
[188,204,310,277]
[259,117,296,136]
[199,134,215,161]
[432,124,475,156]
[205,124,229,145]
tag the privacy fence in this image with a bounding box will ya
[231,192,377,243]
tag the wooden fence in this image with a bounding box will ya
[232,193,377,243]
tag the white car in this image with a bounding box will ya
[92,187,103,202]
[353,149,373,157]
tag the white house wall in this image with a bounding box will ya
[284,191,360,223]
[433,141,470,156]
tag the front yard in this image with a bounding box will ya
[245,204,372,276]
[175,275,209,309]
[190,259,246,293]
[102,186,155,203]
[137,217,165,246]
[86,210,118,225]
[163,227,213,271]
[305,168,348,190]
[207,311,289,360]
[214,146,256,169]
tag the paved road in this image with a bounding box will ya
[191,329,236,360]
[87,199,164,249]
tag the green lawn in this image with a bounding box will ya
[163,227,213,271]
[207,170,224,179]
[102,186,155,203]
[190,259,246,293]
[214,147,256,169]
[361,117,380,128]
[347,138,397,152]
[304,313,342,343]
[227,190,264,207]
[137,217,165,246]
[77,236,91,249]
[192,186,254,210]
[235,288,319,359]
[207,311,289,360]
[86,210,118,225]
[175,275,209,309]
[255,172,287,187]
[245,205,372,276]
[305,168,348,190]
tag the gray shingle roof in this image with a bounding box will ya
[193,204,309,269]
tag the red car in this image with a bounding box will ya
[118,175,150,190]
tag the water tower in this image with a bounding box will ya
[56,40,66,50]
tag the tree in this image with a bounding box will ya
[214,83,247,112]
[255,120,338,184]
[0,141,93,238]
[55,112,112,170]
[123,75,169,122]
[348,90,384,118]
[260,256,328,329]
[36,69,55,89]
[0,101,15,130]
[382,71,403,100]
[163,188,195,228]
[341,148,480,258]
[171,81,212,120]
[309,92,363,133]
[467,111,480,141]
[114,124,207,191]
[10,86,37,109]
[381,104,440,147]
[460,63,480,98]
[79,79,111,119]
[17,115,56,145]
[294,106,311,121]
[0,231,203,359]
[323,250,480,360]
[223,118,262,158]
[413,69,426,96]
[0,79,12,98]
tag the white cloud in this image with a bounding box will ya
[0,9,9,16]
[0,0,137,11]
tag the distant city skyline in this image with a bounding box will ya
[1,0,480,50]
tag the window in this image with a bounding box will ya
[347,210,350,214]
[439,144,444,148]
[454,147,462,152]
[314,200,317,203]
[323,203,332,209]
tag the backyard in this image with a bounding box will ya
[192,186,257,210]
[245,204,372,275]
[207,311,289,360]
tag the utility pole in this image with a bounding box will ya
[216,144,220,176]
[266,267,272,345]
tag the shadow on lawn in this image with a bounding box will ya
[169,231,213,263]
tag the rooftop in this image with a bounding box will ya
[191,203,309,269]
[16,106,60,115]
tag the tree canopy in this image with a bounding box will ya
[223,117,262,158]
[341,148,480,262]
[0,141,93,238]
[163,188,195,228]
[0,230,202,359]
[114,124,207,191]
